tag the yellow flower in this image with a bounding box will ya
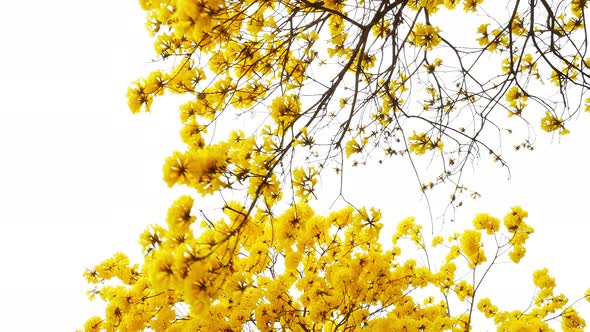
[505,86,528,109]
[431,235,444,247]
[345,137,368,157]
[162,151,198,187]
[147,250,179,291]
[270,94,301,129]
[550,57,580,86]
[541,111,570,135]
[127,82,152,113]
[533,268,556,290]
[571,0,589,17]
[292,166,319,200]
[393,217,418,243]
[504,206,529,232]
[444,0,460,9]
[411,23,442,51]
[476,24,490,46]
[508,244,526,263]
[372,19,391,38]
[511,14,527,36]
[446,245,461,261]
[424,58,443,73]
[562,307,586,331]
[473,213,500,234]
[408,131,443,155]
[180,122,206,148]
[139,225,167,253]
[520,53,540,79]
[563,17,584,32]
[166,195,196,233]
[460,229,486,266]
[477,298,498,318]
[83,316,103,332]
[463,0,483,12]
[454,280,474,301]
[420,0,443,13]
[477,24,505,52]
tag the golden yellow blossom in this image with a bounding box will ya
[460,229,486,267]
[411,23,442,51]
[541,111,570,135]
[408,131,443,155]
[473,213,500,234]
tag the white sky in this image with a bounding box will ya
[1,1,589,330]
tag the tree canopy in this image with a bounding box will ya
[83,0,590,331]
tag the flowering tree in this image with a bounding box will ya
[83,0,590,330]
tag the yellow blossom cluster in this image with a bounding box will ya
[491,267,586,331]
[459,229,486,267]
[411,23,442,51]
[505,86,528,117]
[476,23,507,52]
[345,136,369,158]
[503,206,533,263]
[270,94,301,132]
[408,131,443,155]
[541,111,570,135]
[83,202,590,331]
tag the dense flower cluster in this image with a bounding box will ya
[83,201,590,330]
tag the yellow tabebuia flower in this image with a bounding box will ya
[509,244,526,263]
[562,307,586,331]
[408,131,443,155]
[476,23,506,51]
[541,111,570,135]
[292,166,319,200]
[460,229,486,267]
[476,23,491,46]
[432,235,444,247]
[411,23,442,51]
[463,0,484,12]
[478,298,498,318]
[505,86,528,109]
[83,316,103,332]
[533,268,556,289]
[443,0,460,9]
[473,213,500,234]
[424,58,443,74]
[127,82,152,113]
[270,94,301,130]
[511,14,528,36]
[563,16,584,32]
[166,195,196,234]
[454,280,474,301]
[571,0,589,17]
[345,136,368,157]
